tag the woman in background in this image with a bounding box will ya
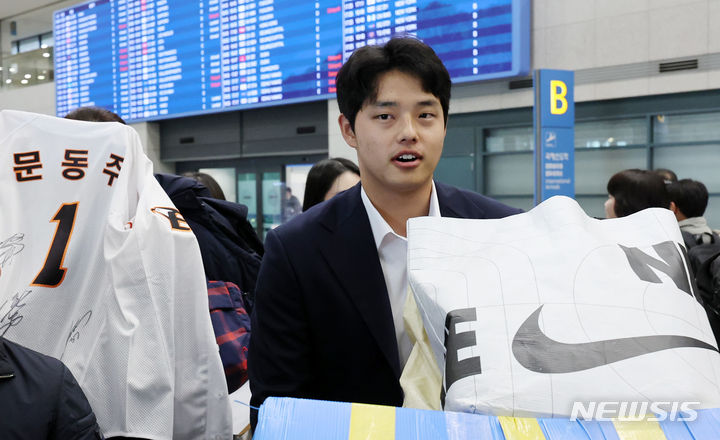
[302,158,361,211]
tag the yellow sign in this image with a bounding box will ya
[550,80,568,115]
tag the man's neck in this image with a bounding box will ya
[363,180,433,237]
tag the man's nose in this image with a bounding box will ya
[397,115,418,144]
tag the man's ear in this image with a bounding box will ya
[338,114,358,149]
[669,201,685,221]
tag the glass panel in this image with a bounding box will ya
[705,196,720,231]
[1,0,61,90]
[575,148,647,194]
[653,112,720,143]
[198,167,236,202]
[485,127,533,153]
[485,152,533,195]
[262,172,282,239]
[443,127,474,155]
[575,118,647,148]
[435,155,475,191]
[237,173,258,229]
[654,144,720,191]
[40,32,54,48]
[1,48,54,88]
[18,36,40,53]
[285,164,313,213]
[575,195,611,220]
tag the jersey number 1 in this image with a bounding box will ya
[32,202,78,287]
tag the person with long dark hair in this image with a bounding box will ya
[302,158,360,211]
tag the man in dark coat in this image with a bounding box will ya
[249,37,521,429]
[0,336,103,439]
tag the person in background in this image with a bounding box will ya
[64,106,126,124]
[653,168,678,184]
[604,169,670,218]
[302,157,361,211]
[64,106,258,400]
[181,171,227,200]
[0,337,104,439]
[156,172,262,394]
[667,178,716,246]
[248,36,522,430]
[282,187,302,222]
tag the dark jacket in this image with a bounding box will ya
[0,337,103,439]
[155,173,263,296]
[249,182,522,427]
[155,173,261,392]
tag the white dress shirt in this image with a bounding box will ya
[360,183,441,369]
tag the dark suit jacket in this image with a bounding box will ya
[0,337,103,439]
[248,182,521,426]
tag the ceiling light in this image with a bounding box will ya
[24,73,31,79]
[42,52,50,58]
[38,75,46,80]
[21,79,28,84]
[5,79,11,84]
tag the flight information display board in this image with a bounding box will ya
[54,0,529,123]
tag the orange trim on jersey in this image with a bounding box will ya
[150,206,191,231]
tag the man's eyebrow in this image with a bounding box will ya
[370,99,440,108]
[371,101,397,108]
[417,100,439,106]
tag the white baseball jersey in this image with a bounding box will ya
[0,110,231,439]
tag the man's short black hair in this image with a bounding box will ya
[64,106,126,124]
[335,37,451,131]
[667,179,709,218]
[607,169,670,217]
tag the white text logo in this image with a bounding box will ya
[569,401,699,422]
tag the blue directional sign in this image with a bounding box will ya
[533,69,575,204]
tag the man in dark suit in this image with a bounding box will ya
[0,336,103,439]
[248,37,521,427]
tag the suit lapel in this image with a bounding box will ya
[318,186,401,378]
[436,180,473,219]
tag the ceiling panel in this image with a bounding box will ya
[1,0,69,21]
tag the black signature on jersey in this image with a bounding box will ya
[0,289,32,338]
[61,310,93,360]
[0,233,25,274]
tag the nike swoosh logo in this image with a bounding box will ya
[512,305,718,373]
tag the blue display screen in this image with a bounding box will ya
[54,0,529,123]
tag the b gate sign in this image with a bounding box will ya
[533,69,575,204]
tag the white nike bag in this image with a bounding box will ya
[407,196,720,417]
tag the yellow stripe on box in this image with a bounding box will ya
[613,418,667,440]
[349,403,396,440]
[498,416,547,440]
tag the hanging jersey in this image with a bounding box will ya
[0,110,231,439]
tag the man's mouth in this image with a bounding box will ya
[394,152,421,163]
